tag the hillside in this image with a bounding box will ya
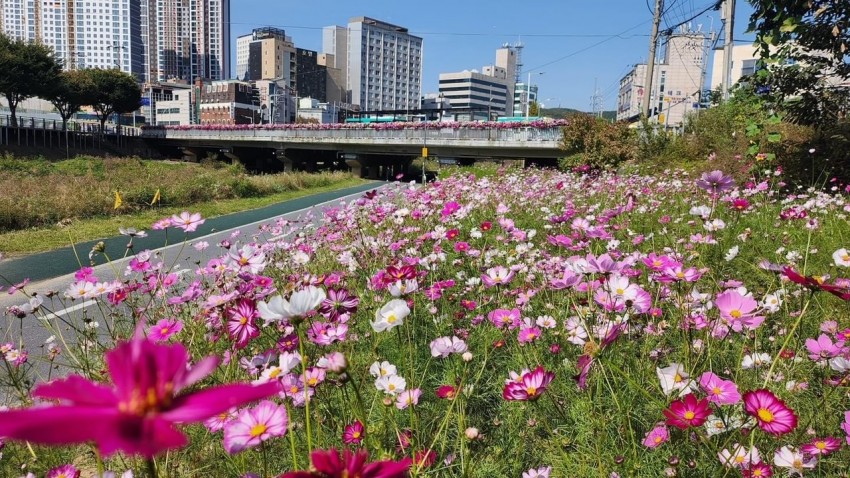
[541,107,617,121]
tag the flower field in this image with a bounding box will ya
[3,164,850,477]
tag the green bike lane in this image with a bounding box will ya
[0,181,382,286]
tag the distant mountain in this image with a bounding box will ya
[541,108,617,122]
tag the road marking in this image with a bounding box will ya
[41,300,97,320]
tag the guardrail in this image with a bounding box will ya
[144,126,563,143]
[0,115,142,137]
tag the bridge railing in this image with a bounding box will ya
[145,126,563,143]
[0,115,142,136]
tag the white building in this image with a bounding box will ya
[0,0,144,80]
[324,17,423,112]
[154,88,193,126]
[296,97,342,124]
[513,82,539,117]
[438,46,517,120]
[617,31,707,127]
[710,44,760,92]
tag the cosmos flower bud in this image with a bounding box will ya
[464,427,479,440]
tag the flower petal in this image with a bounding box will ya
[161,382,280,423]
[33,375,117,406]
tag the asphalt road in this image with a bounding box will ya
[0,181,384,398]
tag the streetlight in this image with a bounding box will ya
[525,71,545,120]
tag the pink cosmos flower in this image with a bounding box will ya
[223,400,288,454]
[481,266,515,287]
[396,389,422,410]
[503,366,555,401]
[46,464,80,478]
[429,336,468,358]
[696,170,735,194]
[642,424,669,448]
[343,421,365,445]
[800,437,841,456]
[0,335,279,457]
[805,334,841,361]
[227,300,260,349]
[280,448,411,478]
[203,408,237,432]
[663,394,712,429]
[522,466,552,478]
[148,318,183,342]
[715,289,764,332]
[488,308,521,329]
[743,389,798,436]
[518,325,543,344]
[842,411,850,445]
[170,211,205,232]
[698,372,742,405]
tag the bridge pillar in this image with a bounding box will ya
[180,147,203,162]
[345,159,362,178]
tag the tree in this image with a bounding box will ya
[528,101,540,117]
[48,70,96,131]
[0,33,61,127]
[84,68,141,133]
[748,1,850,125]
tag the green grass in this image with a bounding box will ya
[0,177,367,256]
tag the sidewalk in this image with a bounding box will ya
[0,181,381,285]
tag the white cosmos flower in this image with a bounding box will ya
[375,374,407,395]
[388,279,418,297]
[717,444,760,468]
[833,248,850,267]
[257,286,326,324]
[656,363,696,396]
[724,245,739,262]
[372,299,410,332]
[829,356,850,373]
[774,446,816,474]
[369,361,398,378]
[741,353,771,369]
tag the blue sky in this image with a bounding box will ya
[230,0,756,111]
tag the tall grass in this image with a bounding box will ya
[0,154,354,232]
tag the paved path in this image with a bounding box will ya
[0,181,381,286]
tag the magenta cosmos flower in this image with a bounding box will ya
[642,424,669,448]
[663,394,712,429]
[742,462,773,477]
[743,389,798,436]
[343,420,365,445]
[46,464,80,478]
[0,336,279,457]
[800,437,841,456]
[223,400,288,454]
[280,448,411,478]
[503,366,555,401]
[148,317,183,342]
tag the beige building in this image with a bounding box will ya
[235,27,296,91]
[617,32,707,127]
[710,44,760,92]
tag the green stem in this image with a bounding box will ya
[297,326,313,453]
[146,458,157,478]
[285,402,300,471]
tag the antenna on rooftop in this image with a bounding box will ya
[513,39,524,84]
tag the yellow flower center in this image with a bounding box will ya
[684,411,695,420]
[307,378,318,386]
[159,327,169,335]
[730,310,742,318]
[735,456,745,464]
[239,317,248,325]
[526,386,537,396]
[268,368,281,379]
[673,373,683,383]
[388,383,396,391]
[676,271,685,278]
[842,254,850,262]
[712,386,722,396]
[353,431,361,438]
[386,314,397,324]
[250,424,267,437]
[753,470,763,477]
[757,408,774,423]
[290,386,299,394]
[615,288,624,295]
[815,441,826,450]
[793,459,802,468]
[654,436,662,443]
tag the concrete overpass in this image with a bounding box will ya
[140,123,565,177]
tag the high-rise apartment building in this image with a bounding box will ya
[0,0,144,80]
[140,0,230,83]
[0,0,228,83]
[617,31,707,126]
[296,48,327,102]
[323,17,422,111]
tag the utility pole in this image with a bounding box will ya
[590,78,604,118]
[642,0,664,118]
[720,0,736,101]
